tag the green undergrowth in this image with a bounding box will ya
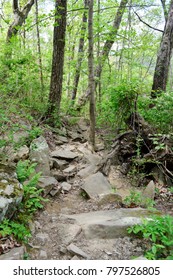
[128,215,173,260]
[0,160,47,243]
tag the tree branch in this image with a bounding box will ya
[134,10,163,33]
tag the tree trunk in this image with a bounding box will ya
[35,0,44,95]
[151,0,173,97]
[76,0,128,110]
[88,0,95,150]
[7,0,35,42]
[71,0,89,101]
[48,0,67,118]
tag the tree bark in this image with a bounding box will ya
[71,0,89,101]
[35,0,44,95]
[88,0,95,150]
[151,0,173,97]
[48,0,67,118]
[7,0,35,42]
[76,0,128,110]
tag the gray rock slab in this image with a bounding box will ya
[58,223,82,245]
[51,149,78,160]
[142,180,155,200]
[63,208,154,239]
[29,136,50,176]
[63,165,77,175]
[81,172,112,199]
[37,176,58,196]
[77,146,101,165]
[77,165,96,179]
[0,246,25,260]
[67,243,90,259]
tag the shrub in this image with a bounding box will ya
[128,215,173,259]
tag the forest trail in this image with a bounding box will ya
[26,125,149,260]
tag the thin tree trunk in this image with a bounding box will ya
[48,0,67,118]
[161,0,168,21]
[7,0,35,42]
[151,0,173,97]
[71,0,89,101]
[35,0,44,95]
[88,0,95,150]
[76,0,128,110]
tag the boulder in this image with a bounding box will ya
[63,208,155,239]
[0,164,23,222]
[81,172,112,199]
[29,136,50,176]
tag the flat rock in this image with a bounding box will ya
[63,165,77,175]
[81,172,112,199]
[51,149,78,160]
[77,165,96,179]
[58,224,82,245]
[0,246,25,260]
[37,176,58,196]
[63,208,154,239]
[67,243,90,259]
[54,135,68,144]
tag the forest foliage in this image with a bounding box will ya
[0,0,173,134]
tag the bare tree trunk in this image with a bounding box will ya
[88,0,95,150]
[151,0,173,97]
[71,0,89,101]
[161,0,168,21]
[48,0,67,118]
[7,0,35,42]
[35,0,44,95]
[76,0,128,110]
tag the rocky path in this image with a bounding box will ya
[26,130,149,260]
[0,120,155,260]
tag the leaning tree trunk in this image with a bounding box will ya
[88,0,95,150]
[71,0,89,101]
[7,0,35,42]
[48,0,67,118]
[76,0,128,110]
[151,0,173,97]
